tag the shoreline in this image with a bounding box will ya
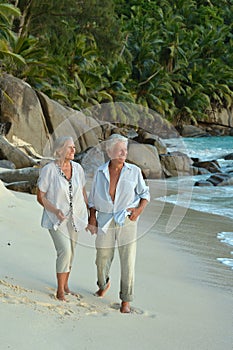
[153,200,233,285]
[1,181,233,349]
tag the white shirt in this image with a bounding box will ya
[37,161,88,232]
[88,161,150,232]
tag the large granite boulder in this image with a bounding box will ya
[0,74,50,154]
[127,143,163,179]
[160,151,193,177]
[0,74,103,156]
[206,105,233,128]
[36,91,102,155]
[0,167,39,194]
[134,130,167,154]
[0,74,197,192]
[74,146,106,179]
[0,135,37,168]
[179,125,210,137]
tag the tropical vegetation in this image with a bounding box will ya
[0,0,232,127]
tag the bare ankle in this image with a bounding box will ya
[120,301,131,313]
[56,291,66,301]
[95,281,110,298]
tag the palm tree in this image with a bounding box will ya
[0,2,26,71]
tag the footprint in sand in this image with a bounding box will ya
[0,279,32,293]
[49,292,83,303]
[1,292,35,305]
[48,293,101,316]
[48,287,83,300]
[110,302,156,318]
[0,279,112,318]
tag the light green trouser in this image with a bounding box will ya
[95,217,137,302]
[49,220,77,273]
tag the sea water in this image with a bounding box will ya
[158,136,233,270]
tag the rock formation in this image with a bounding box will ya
[2,73,231,193]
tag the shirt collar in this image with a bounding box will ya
[100,160,131,173]
[99,161,131,181]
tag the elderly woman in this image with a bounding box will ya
[37,136,88,301]
[88,134,150,313]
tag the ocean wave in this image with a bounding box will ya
[217,232,233,248]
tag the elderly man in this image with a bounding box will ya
[88,134,150,313]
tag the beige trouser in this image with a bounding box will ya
[95,217,137,302]
[49,220,77,273]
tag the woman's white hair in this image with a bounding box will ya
[52,136,74,159]
[105,134,128,153]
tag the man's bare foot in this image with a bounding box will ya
[120,301,131,313]
[95,281,110,298]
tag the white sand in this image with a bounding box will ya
[0,180,233,350]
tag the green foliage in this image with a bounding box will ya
[117,0,233,124]
[0,0,232,127]
[0,1,23,68]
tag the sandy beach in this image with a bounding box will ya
[0,179,233,350]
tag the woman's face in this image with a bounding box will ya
[57,139,76,161]
[108,141,128,164]
[64,140,76,160]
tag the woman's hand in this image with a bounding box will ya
[56,209,66,222]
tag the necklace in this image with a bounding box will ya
[55,162,77,232]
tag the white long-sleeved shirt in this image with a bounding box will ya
[88,161,150,232]
[37,161,88,233]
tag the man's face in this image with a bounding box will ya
[109,141,128,163]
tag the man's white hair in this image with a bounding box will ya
[105,134,128,153]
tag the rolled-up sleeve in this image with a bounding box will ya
[136,169,150,202]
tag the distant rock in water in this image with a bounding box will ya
[207,173,231,186]
[195,173,232,186]
[192,160,221,173]
[194,180,214,186]
[224,153,233,160]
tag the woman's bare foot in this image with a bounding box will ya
[120,301,131,313]
[64,289,81,298]
[56,292,67,302]
[95,281,110,298]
